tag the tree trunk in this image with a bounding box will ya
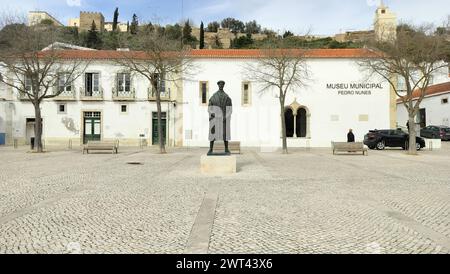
[280,98,288,154]
[155,91,166,154]
[407,114,417,155]
[33,102,44,153]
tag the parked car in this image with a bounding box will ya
[364,129,426,150]
[420,125,450,141]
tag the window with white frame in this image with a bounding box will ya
[117,73,131,93]
[85,72,100,96]
[397,75,406,92]
[25,75,33,92]
[58,73,72,94]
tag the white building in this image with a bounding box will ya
[104,22,129,32]
[0,49,396,148]
[183,49,395,148]
[28,11,63,27]
[397,81,450,130]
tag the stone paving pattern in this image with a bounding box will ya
[0,143,449,254]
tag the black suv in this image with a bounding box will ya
[364,129,426,150]
[420,125,450,141]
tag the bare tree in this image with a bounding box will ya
[0,15,86,152]
[115,30,192,153]
[359,24,449,155]
[245,41,310,154]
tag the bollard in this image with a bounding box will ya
[13,139,18,149]
[68,139,72,150]
[429,140,433,151]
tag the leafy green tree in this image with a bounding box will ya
[231,33,254,48]
[112,7,119,32]
[245,20,261,34]
[200,21,205,49]
[207,21,220,32]
[182,20,197,47]
[130,14,138,35]
[283,31,294,39]
[220,17,245,35]
[166,24,182,40]
[101,31,119,49]
[86,20,102,49]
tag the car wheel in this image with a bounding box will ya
[376,141,385,150]
[416,143,421,151]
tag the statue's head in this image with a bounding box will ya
[217,80,225,90]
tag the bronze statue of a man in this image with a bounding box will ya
[208,80,232,155]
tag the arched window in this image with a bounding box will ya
[284,108,294,137]
[297,108,307,138]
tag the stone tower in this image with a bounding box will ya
[374,1,397,42]
[79,12,105,32]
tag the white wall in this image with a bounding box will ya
[397,94,450,128]
[183,58,391,148]
[5,60,180,146]
[431,65,450,85]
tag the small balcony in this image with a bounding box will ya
[112,87,136,101]
[148,87,170,101]
[18,92,32,101]
[80,87,104,101]
[53,88,76,101]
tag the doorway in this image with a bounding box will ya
[296,108,307,138]
[83,112,101,144]
[284,108,294,137]
[152,112,167,145]
[419,108,426,129]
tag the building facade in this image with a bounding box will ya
[397,82,450,130]
[79,12,105,32]
[183,49,395,148]
[28,11,63,27]
[104,22,129,32]
[0,49,396,148]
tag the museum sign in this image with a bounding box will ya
[326,83,383,95]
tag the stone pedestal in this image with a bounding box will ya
[200,155,236,175]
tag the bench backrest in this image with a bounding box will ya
[332,142,364,150]
[87,140,118,147]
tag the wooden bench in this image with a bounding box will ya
[332,142,368,156]
[83,140,119,154]
[213,141,241,154]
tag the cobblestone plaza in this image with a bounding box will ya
[0,144,449,254]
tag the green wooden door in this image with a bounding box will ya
[83,112,101,144]
[152,112,166,145]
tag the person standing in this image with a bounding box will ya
[347,129,355,143]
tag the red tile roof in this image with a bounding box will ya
[397,81,450,103]
[40,48,381,60]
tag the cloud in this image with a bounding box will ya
[66,0,81,7]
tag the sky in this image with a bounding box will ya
[1,0,449,35]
